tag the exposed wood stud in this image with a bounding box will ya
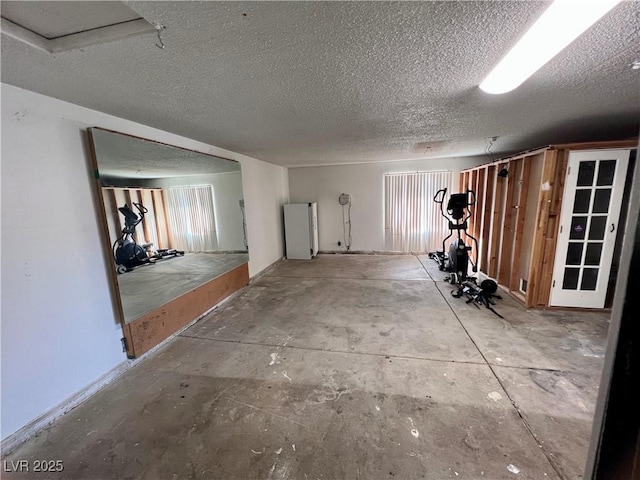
[488,168,504,279]
[474,168,486,271]
[470,169,479,262]
[161,190,176,248]
[498,162,517,284]
[510,157,531,291]
[480,166,494,274]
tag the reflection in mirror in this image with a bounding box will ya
[90,128,249,324]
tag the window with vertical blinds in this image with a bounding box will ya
[384,171,453,253]
[164,185,218,252]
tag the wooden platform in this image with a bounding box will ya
[122,262,249,357]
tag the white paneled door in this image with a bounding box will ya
[550,149,630,308]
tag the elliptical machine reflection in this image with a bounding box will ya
[113,202,184,274]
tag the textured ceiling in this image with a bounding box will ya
[91,128,240,179]
[2,1,639,167]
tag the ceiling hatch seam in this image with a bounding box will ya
[0,17,155,54]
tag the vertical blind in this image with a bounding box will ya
[384,171,454,252]
[164,185,218,252]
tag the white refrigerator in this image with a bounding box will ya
[284,203,319,259]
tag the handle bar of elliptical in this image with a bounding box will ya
[467,189,476,206]
[133,202,149,215]
[433,188,447,203]
[434,188,448,220]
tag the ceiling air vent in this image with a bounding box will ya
[0,1,155,54]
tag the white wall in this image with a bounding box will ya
[0,84,288,440]
[242,157,289,276]
[288,158,485,252]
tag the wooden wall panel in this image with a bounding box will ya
[526,150,558,307]
[125,263,250,358]
[532,150,569,306]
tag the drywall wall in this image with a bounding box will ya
[0,84,288,440]
[288,158,485,252]
[242,157,289,275]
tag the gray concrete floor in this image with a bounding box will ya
[4,254,608,479]
[117,253,249,323]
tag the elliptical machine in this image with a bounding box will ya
[430,188,479,284]
[429,188,503,318]
[113,202,184,274]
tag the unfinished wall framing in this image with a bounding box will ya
[460,140,637,308]
[102,187,171,251]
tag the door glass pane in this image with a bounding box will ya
[593,189,612,213]
[585,243,603,266]
[566,243,583,265]
[577,161,596,186]
[563,268,580,290]
[581,268,598,290]
[589,217,606,240]
[570,216,587,240]
[597,160,616,186]
[573,190,591,213]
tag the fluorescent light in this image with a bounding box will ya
[480,0,622,94]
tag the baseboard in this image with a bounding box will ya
[207,250,249,255]
[249,256,285,283]
[1,359,133,456]
[318,250,424,255]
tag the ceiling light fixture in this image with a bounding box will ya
[480,0,622,94]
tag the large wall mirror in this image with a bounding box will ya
[88,128,250,358]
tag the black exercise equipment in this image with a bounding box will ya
[429,188,479,284]
[113,202,184,274]
[428,188,503,317]
[452,278,503,318]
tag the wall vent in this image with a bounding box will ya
[520,278,528,293]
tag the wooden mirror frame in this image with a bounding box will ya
[87,128,249,358]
